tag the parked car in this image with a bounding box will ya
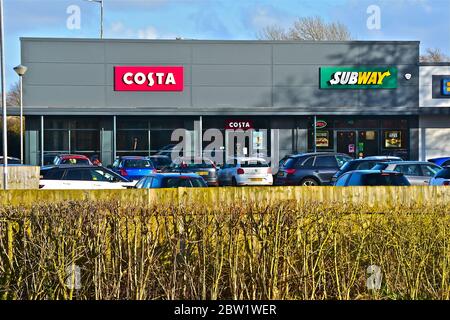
[217,157,273,186]
[334,170,410,186]
[363,155,403,161]
[134,173,207,188]
[170,157,218,186]
[429,167,450,186]
[53,154,93,166]
[371,161,442,186]
[428,157,450,167]
[110,156,156,181]
[43,153,60,166]
[275,152,353,186]
[149,155,172,172]
[39,165,135,189]
[331,158,399,184]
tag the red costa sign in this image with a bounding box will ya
[225,120,254,130]
[114,66,183,91]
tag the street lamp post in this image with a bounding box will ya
[86,0,104,39]
[0,0,7,189]
[14,65,27,164]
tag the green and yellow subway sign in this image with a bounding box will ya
[320,67,397,89]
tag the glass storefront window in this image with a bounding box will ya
[117,130,149,152]
[44,130,69,152]
[71,130,100,153]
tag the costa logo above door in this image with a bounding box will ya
[114,66,184,91]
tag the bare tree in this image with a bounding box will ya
[258,16,352,41]
[420,48,450,62]
[6,82,20,106]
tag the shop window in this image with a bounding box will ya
[117,119,149,130]
[44,130,69,152]
[117,130,148,152]
[71,130,100,153]
[151,130,179,154]
[382,119,408,129]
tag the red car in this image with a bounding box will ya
[53,154,93,166]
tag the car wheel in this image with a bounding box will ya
[300,178,319,186]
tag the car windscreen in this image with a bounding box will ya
[123,159,154,168]
[61,158,90,165]
[175,160,215,169]
[282,158,297,168]
[240,160,269,168]
[41,169,64,180]
[361,173,410,186]
[435,168,450,179]
[372,163,389,170]
[339,161,358,172]
[161,177,194,188]
[151,157,172,167]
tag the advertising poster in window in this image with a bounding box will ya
[316,131,329,148]
[252,131,264,150]
[385,131,402,148]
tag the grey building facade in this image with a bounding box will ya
[18,38,420,165]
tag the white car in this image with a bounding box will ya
[39,165,137,189]
[217,157,273,186]
[429,167,450,186]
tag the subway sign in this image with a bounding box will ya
[114,66,184,91]
[320,67,397,89]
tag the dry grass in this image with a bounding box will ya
[0,199,449,300]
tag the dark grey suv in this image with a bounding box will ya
[274,152,353,186]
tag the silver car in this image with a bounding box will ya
[217,157,273,186]
[372,161,442,185]
[429,167,450,186]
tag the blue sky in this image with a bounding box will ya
[2,0,450,89]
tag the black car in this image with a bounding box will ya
[334,170,410,186]
[149,155,172,172]
[275,152,353,186]
[331,158,398,184]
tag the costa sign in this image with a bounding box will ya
[225,120,254,130]
[114,66,183,91]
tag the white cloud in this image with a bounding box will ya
[250,7,281,29]
[108,21,159,39]
[137,26,158,39]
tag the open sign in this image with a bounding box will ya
[114,66,184,91]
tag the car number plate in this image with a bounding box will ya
[197,171,209,175]
[250,178,263,182]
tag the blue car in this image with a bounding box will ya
[428,157,450,167]
[134,173,207,188]
[110,156,156,181]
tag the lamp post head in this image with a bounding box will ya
[14,64,27,77]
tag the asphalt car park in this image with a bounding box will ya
[38,152,450,189]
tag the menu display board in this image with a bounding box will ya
[385,131,402,148]
[316,131,329,148]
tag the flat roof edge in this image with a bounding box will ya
[19,37,421,45]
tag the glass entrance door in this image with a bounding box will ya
[336,131,357,158]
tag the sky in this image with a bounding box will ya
[2,0,450,89]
